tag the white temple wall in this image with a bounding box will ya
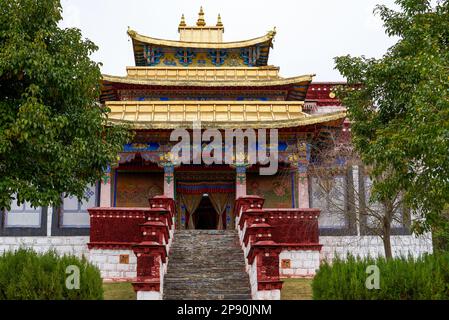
[320,234,433,261]
[280,250,320,278]
[89,249,137,280]
[0,238,139,280]
[0,236,89,257]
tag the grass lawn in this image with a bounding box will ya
[280,278,313,300]
[103,279,313,300]
[103,282,136,300]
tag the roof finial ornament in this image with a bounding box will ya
[216,14,223,27]
[179,14,186,28]
[196,6,206,27]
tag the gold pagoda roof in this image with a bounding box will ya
[125,66,281,81]
[106,101,346,129]
[102,74,312,88]
[128,25,275,67]
[127,28,276,50]
[100,71,313,102]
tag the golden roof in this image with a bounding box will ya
[125,66,281,81]
[106,101,346,129]
[102,74,313,88]
[127,28,276,49]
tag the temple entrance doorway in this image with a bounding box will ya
[176,178,235,230]
[193,195,217,230]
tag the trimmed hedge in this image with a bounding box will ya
[312,253,449,300]
[0,249,103,300]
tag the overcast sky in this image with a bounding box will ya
[60,0,399,81]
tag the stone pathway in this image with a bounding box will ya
[163,230,252,300]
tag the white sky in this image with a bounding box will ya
[60,0,399,81]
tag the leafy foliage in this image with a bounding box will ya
[433,207,449,252]
[312,253,449,300]
[0,0,130,210]
[0,248,103,300]
[334,1,449,233]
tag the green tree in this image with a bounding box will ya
[0,0,130,210]
[335,0,449,257]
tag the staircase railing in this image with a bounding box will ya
[234,195,322,300]
[88,195,176,300]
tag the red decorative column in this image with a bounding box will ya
[132,242,166,300]
[247,242,283,300]
[131,196,175,300]
[131,219,168,300]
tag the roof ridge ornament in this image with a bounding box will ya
[216,14,223,27]
[127,26,136,38]
[197,6,206,27]
[179,14,186,28]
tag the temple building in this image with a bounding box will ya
[0,8,432,300]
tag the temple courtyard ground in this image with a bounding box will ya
[103,279,313,300]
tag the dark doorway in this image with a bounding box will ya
[194,195,217,229]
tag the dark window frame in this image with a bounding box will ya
[51,183,100,236]
[0,207,48,237]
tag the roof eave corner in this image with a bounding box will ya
[267,27,276,48]
[127,27,137,39]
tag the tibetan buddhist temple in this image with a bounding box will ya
[0,8,432,301]
[94,8,347,300]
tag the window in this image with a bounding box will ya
[361,174,409,234]
[4,197,42,228]
[310,175,348,230]
[60,185,97,228]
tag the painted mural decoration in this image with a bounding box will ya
[208,49,227,66]
[144,45,164,66]
[142,50,249,67]
[175,49,196,66]
[116,172,164,207]
[241,46,261,66]
[247,172,293,208]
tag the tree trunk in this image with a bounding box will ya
[382,225,393,259]
[382,202,393,259]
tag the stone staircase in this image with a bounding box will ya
[163,230,252,300]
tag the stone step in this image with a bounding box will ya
[163,230,251,300]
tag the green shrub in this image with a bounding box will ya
[312,253,449,300]
[0,248,103,300]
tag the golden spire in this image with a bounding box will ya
[216,14,223,27]
[196,6,206,27]
[179,14,186,28]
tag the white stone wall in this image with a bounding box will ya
[280,250,320,277]
[0,236,89,257]
[248,257,258,299]
[137,291,162,300]
[89,249,136,280]
[254,289,281,300]
[0,237,139,280]
[320,234,433,261]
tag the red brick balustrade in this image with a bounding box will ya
[265,209,321,247]
[247,243,283,291]
[88,208,150,249]
[243,223,273,247]
[236,195,322,299]
[233,196,265,221]
[88,196,176,299]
